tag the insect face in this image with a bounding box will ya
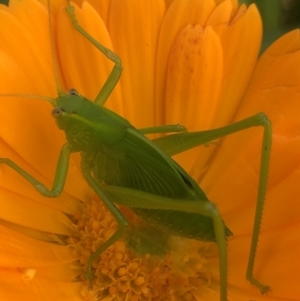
[52,90,128,152]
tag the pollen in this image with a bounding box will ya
[68,195,213,301]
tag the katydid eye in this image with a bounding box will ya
[52,108,64,118]
[68,88,79,95]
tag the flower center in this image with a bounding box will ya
[68,195,214,301]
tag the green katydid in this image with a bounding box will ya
[0,1,272,300]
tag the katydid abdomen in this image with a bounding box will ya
[82,121,232,242]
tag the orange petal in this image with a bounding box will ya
[0,0,56,96]
[0,268,83,301]
[0,225,73,267]
[165,25,223,130]
[79,0,112,26]
[108,0,166,128]
[155,0,216,125]
[56,1,123,113]
[236,29,300,122]
[207,0,233,30]
[226,222,300,300]
[0,188,73,235]
[212,4,262,127]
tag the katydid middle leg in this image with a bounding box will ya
[80,160,128,281]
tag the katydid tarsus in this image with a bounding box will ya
[0,1,272,300]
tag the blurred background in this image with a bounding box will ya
[240,0,300,51]
[0,0,299,52]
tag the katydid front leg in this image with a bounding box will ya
[0,143,72,197]
[65,1,123,106]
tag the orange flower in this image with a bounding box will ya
[0,0,299,300]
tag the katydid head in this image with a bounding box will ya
[52,89,83,121]
[51,88,128,152]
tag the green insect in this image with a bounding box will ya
[0,1,272,300]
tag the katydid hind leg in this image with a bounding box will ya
[65,1,123,106]
[0,143,72,197]
[153,112,272,293]
[80,166,128,281]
